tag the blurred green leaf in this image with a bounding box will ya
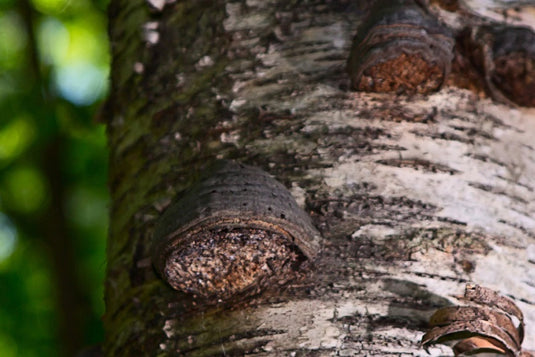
[37,12,109,105]
[31,0,94,16]
[37,17,69,66]
[31,0,69,15]
[0,116,35,166]
[1,166,48,213]
[0,331,18,357]
[0,11,27,70]
[54,62,108,105]
[66,185,107,229]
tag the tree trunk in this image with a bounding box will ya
[103,0,535,355]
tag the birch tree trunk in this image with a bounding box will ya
[104,0,535,355]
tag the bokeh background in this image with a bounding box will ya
[0,0,109,355]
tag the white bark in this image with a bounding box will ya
[220,1,535,354]
[105,0,535,355]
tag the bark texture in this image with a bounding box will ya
[105,0,535,355]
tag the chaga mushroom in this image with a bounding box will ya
[462,25,535,107]
[347,0,454,95]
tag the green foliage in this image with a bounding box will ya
[0,0,109,355]
[0,238,58,356]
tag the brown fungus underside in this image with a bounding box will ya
[164,227,305,300]
[347,0,453,95]
[357,52,444,93]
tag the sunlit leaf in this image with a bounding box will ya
[38,14,109,105]
[0,116,35,166]
[1,166,48,213]
[64,15,108,65]
[38,14,109,67]
[37,17,69,66]
[0,11,27,70]
[31,0,69,15]
[31,0,96,16]
[54,62,108,105]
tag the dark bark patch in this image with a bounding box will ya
[468,182,529,204]
[383,279,453,309]
[351,228,491,262]
[431,0,459,12]
[456,258,476,274]
[446,41,488,97]
[465,153,508,168]
[411,129,474,144]
[376,158,459,174]
[499,219,535,239]
[461,25,535,107]
[351,235,416,261]
[493,52,535,107]
[361,105,438,123]
[130,240,148,287]
[314,126,401,160]
[494,175,534,193]
[309,191,438,235]
[173,327,283,356]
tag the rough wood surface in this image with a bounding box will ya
[104,0,535,355]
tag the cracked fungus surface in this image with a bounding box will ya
[164,228,305,300]
[358,53,443,94]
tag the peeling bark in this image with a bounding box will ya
[104,0,535,355]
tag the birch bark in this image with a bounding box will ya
[104,0,535,355]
